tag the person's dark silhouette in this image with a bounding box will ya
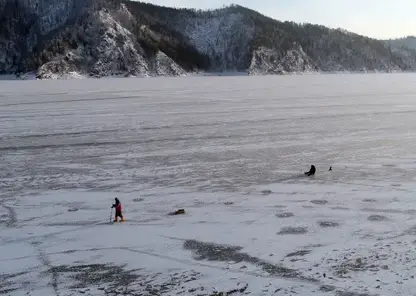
[305,165,316,176]
[329,166,332,171]
[111,197,124,222]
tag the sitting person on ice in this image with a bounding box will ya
[304,165,316,176]
[111,197,124,222]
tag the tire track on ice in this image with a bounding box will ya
[1,204,17,227]
[0,218,173,245]
[31,241,59,296]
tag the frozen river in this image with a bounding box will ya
[2,73,416,195]
[2,73,416,296]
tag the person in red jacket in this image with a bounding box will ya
[111,197,124,222]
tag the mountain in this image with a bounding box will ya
[1,0,416,79]
[0,0,90,75]
[386,36,416,51]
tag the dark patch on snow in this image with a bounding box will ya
[363,208,416,215]
[183,239,314,281]
[318,221,340,228]
[310,200,328,205]
[261,190,272,195]
[331,206,350,211]
[367,215,389,222]
[132,198,144,202]
[335,291,378,296]
[0,270,34,295]
[363,198,377,203]
[333,256,381,279]
[184,240,243,262]
[209,283,248,295]
[0,287,18,295]
[276,212,295,218]
[320,285,336,292]
[278,227,308,235]
[50,264,141,289]
[291,199,308,203]
[286,250,311,257]
[305,243,325,248]
[49,263,203,295]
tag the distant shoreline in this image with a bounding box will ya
[0,70,414,81]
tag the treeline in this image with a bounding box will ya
[1,0,416,75]
[123,0,210,70]
[121,0,416,71]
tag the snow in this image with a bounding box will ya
[2,73,416,295]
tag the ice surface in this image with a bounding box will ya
[2,73,416,295]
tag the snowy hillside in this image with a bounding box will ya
[127,2,416,75]
[0,0,89,73]
[35,7,187,79]
[0,0,189,78]
[1,0,416,78]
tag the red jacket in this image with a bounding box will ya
[113,199,122,212]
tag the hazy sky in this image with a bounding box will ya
[142,0,416,39]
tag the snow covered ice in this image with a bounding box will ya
[2,73,416,295]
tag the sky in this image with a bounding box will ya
[141,0,416,39]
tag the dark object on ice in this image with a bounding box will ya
[305,165,316,176]
[329,166,332,171]
[169,209,185,215]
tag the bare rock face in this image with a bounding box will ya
[248,46,318,75]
